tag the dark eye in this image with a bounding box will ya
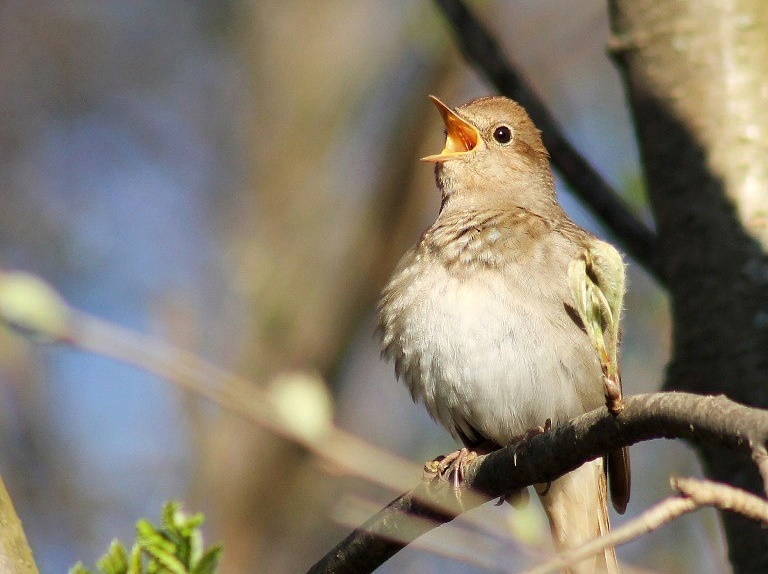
[493,125,512,144]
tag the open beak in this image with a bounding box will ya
[421,95,481,163]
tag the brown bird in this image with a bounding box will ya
[377,95,630,573]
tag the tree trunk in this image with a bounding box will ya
[607,1,768,571]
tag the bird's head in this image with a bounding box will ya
[422,96,555,211]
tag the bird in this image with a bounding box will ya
[377,95,630,573]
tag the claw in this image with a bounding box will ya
[426,447,478,496]
[515,421,549,446]
[442,448,478,492]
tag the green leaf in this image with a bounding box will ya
[69,562,93,574]
[161,502,180,531]
[191,547,222,574]
[70,501,221,574]
[96,540,129,574]
[128,544,143,574]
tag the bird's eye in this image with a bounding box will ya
[493,125,512,144]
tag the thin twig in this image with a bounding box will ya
[66,310,425,495]
[672,476,768,524]
[432,0,661,281]
[523,477,768,574]
[522,497,696,574]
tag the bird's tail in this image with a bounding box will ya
[535,458,619,573]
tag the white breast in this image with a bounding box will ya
[380,258,602,447]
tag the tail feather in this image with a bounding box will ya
[535,458,619,574]
[608,446,631,514]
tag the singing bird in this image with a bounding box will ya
[377,96,630,573]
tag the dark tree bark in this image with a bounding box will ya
[607,1,768,572]
[307,393,768,574]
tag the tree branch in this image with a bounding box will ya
[308,392,768,574]
[0,475,39,574]
[431,0,661,281]
[523,476,768,574]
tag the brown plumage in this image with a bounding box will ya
[377,96,629,573]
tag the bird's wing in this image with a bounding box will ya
[567,239,631,514]
[567,239,625,383]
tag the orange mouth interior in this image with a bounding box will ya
[421,96,480,162]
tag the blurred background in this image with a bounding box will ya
[0,1,728,572]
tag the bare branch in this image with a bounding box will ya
[673,476,768,525]
[523,497,697,574]
[308,393,768,574]
[431,0,661,281]
[524,477,768,574]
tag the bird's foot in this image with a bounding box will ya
[427,447,479,493]
[519,419,551,443]
[424,438,501,493]
[603,375,625,415]
[510,419,551,463]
